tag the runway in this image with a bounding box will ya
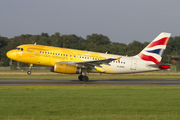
[0,79,180,86]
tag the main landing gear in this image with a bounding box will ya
[78,75,89,82]
[78,68,89,82]
[27,64,33,75]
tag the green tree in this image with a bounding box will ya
[86,34,111,45]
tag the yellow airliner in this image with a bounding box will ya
[6,32,171,81]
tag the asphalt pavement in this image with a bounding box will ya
[0,78,180,86]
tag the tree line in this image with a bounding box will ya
[0,32,180,66]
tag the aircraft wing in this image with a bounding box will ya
[61,57,121,69]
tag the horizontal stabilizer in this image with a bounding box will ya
[148,63,170,69]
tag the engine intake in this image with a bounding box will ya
[51,63,81,74]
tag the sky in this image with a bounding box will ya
[0,0,180,44]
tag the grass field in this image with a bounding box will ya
[0,86,180,120]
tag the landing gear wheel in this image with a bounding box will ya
[78,75,83,81]
[82,76,89,82]
[27,71,31,75]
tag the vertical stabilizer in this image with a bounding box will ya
[137,32,171,63]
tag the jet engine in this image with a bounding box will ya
[50,62,81,74]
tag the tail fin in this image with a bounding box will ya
[137,32,171,64]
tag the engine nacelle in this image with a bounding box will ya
[50,63,81,74]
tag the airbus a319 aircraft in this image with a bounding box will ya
[6,32,171,81]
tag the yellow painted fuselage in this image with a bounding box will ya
[7,44,120,73]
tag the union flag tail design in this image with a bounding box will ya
[137,32,171,64]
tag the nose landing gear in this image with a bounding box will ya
[27,64,33,75]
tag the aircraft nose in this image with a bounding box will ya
[6,50,16,60]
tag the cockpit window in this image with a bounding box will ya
[14,47,23,51]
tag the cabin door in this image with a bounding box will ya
[131,59,137,70]
[29,46,36,57]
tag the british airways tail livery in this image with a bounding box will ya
[6,32,171,81]
[136,32,171,69]
[137,32,170,63]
